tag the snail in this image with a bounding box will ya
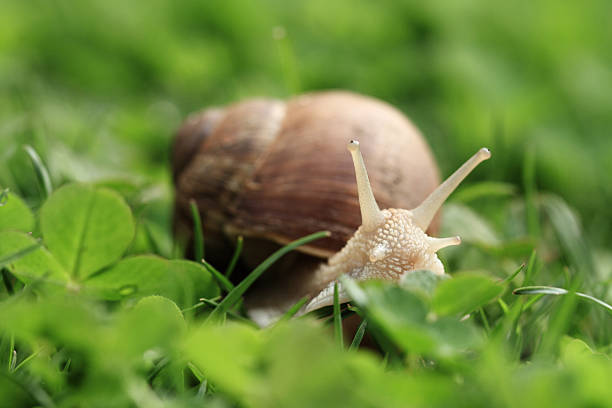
[297,141,490,317]
[171,91,489,326]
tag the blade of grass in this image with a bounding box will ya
[207,231,329,322]
[513,285,612,314]
[479,307,491,333]
[187,361,210,399]
[576,292,612,313]
[62,358,71,373]
[189,199,204,262]
[491,117,507,181]
[23,145,52,199]
[142,221,162,256]
[1,268,14,294]
[514,286,567,296]
[13,349,41,373]
[8,370,55,408]
[497,298,509,314]
[273,26,301,95]
[7,335,15,371]
[522,294,545,312]
[172,234,187,259]
[502,263,525,285]
[196,379,208,399]
[147,356,170,384]
[202,260,234,292]
[349,319,367,351]
[10,349,17,371]
[523,143,539,238]
[277,296,309,323]
[199,297,258,327]
[333,281,343,348]
[225,236,243,278]
[188,362,205,382]
[181,296,222,313]
[540,280,581,355]
[0,188,9,206]
[522,250,538,286]
[541,195,594,279]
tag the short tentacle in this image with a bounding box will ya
[427,236,461,252]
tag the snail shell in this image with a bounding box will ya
[172,91,440,263]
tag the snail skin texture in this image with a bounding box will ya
[249,141,491,326]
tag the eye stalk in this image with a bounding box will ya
[347,140,384,231]
[410,148,491,231]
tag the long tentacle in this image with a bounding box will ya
[411,148,491,230]
[347,140,385,231]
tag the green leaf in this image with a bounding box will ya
[85,256,218,307]
[349,319,367,351]
[432,273,504,316]
[427,317,482,357]
[184,323,263,399]
[0,230,68,284]
[169,259,220,301]
[365,282,428,325]
[40,184,135,280]
[400,269,448,297]
[343,280,431,352]
[343,280,481,358]
[84,255,164,301]
[123,295,187,350]
[23,145,53,199]
[0,192,34,232]
[0,241,40,270]
[560,337,596,361]
[333,281,343,348]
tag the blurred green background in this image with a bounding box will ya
[2,2,612,407]
[1,0,611,238]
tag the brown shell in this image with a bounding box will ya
[172,91,440,264]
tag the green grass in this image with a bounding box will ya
[1,165,611,408]
[1,0,612,406]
